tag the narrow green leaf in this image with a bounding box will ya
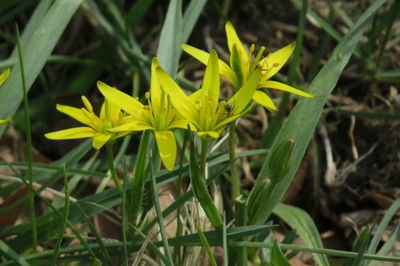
[271,242,291,266]
[347,227,371,266]
[368,224,400,266]
[273,203,329,266]
[229,241,400,263]
[367,198,400,255]
[0,0,84,138]
[188,131,223,228]
[150,154,174,266]
[0,239,30,266]
[196,225,218,266]
[51,166,70,266]
[156,0,182,76]
[130,130,150,224]
[182,0,207,44]
[167,225,276,246]
[125,0,154,28]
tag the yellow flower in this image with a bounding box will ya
[45,96,131,149]
[97,58,187,171]
[182,21,314,112]
[156,50,261,138]
[0,69,11,125]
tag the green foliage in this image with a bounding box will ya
[0,0,398,264]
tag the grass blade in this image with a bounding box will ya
[16,23,37,248]
[149,154,174,266]
[0,239,30,266]
[50,166,70,266]
[196,225,218,266]
[181,0,207,44]
[156,0,182,76]
[273,203,329,266]
[367,197,400,256]
[0,0,84,138]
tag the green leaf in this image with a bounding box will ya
[367,197,400,256]
[273,203,329,266]
[125,0,155,28]
[168,225,276,246]
[188,132,223,228]
[0,239,30,266]
[156,0,182,77]
[368,224,400,266]
[271,242,291,266]
[347,227,371,266]
[196,225,218,266]
[181,0,207,44]
[0,0,84,138]
[250,0,386,223]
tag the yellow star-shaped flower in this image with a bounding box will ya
[45,96,131,149]
[97,58,187,171]
[156,50,261,138]
[182,21,314,112]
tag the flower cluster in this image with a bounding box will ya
[45,21,315,171]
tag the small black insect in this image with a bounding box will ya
[224,103,234,118]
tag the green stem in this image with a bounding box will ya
[173,130,188,265]
[228,123,240,201]
[106,143,128,266]
[131,130,150,224]
[193,137,222,228]
[149,154,174,266]
[51,166,70,266]
[16,24,37,248]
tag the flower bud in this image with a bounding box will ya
[267,139,295,184]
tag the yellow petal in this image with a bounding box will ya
[202,50,220,109]
[92,133,112,149]
[182,44,236,85]
[45,127,96,140]
[168,119,188,130]
[229,68,261,113]
[197,131,219,139]
[0,69,10,86]
[154,131,176,171]
[225,21,249,69]
[150,57,163,115]
[258,80,315,98]
[156,67,193,120]
[230,43,247,87]
[108,120,154,132]
[56,104,92,126]
[100,99,122,123]
[252,90,278,112]
[81,96,93,112]
[188,88,203,102]
[97,81,143,115]
[259,42,295,81]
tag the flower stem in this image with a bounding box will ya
[189,136,222,228]
[106,142,128,266]
[131,130,150,224]
[229,123,240,201]
[200,137,209,176]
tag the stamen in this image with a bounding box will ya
[81,96,93,112]
[250,46,266,74]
